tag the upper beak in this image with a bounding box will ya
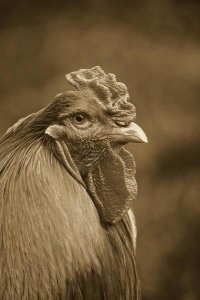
[110,122,148,144]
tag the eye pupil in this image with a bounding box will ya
[74,114,85,123]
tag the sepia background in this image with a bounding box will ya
[0,1,199,299]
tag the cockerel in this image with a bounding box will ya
[0,66,147,300]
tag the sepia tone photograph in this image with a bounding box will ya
[0,1,199,299]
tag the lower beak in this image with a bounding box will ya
[110,122,148,144]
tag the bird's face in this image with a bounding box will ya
[44,90,147,224]
[45,91,147,176]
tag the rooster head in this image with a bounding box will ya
[43,66,148,224]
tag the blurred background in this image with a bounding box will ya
[0,0,199,299]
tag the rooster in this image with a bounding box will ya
[0,66,147,300]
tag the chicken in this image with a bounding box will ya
[0,66,147,300]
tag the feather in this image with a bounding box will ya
[0,129,140,299]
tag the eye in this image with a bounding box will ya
[71,113,92,128]
[73,114,86,124]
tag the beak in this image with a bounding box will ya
[110,122,148,144]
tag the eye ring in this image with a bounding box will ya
[73,114,86,124]
[71,113,92,128]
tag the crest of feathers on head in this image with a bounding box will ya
[65,66,135,116]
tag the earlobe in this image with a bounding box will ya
[52,140,86,188]
[45,124,86,187]
[45,124,66,140]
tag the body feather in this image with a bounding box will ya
[0,129,140,299]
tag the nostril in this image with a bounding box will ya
[115,121,130,127]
